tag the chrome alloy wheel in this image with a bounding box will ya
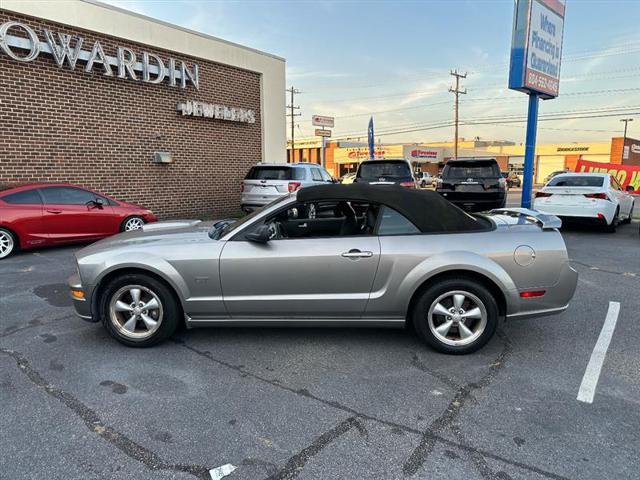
[427,290,487,347]
[0,231,14,259]
[108,285,163,340]
[124,217,144,231]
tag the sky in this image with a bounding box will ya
[103,0,640,145]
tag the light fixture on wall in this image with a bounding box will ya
[153,151,172,163]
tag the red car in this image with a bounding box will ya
[0,183,157,259]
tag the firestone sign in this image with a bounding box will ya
[0,20,199,89]
[508,0,565,99]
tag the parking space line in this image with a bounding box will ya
[577,301,621,404]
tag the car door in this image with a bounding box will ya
[40,186,115,242]
[0,188,47,247]
[219,201,381,318]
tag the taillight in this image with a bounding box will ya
[288,182,301,193]
[399,181,415,188]
[535,192,552,198]
[520,290,546,298]
[240,182,244,193]
[584,193,609,200]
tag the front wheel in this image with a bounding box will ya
[121,216,145,232]
[100,274,181,347]
[412,278,499,354]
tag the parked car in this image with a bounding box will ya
[240,162,334,212]
[533,173,634,232]
[416,172,434,188]
[341,173,356,184]
[0,183,156,259]
[501,171,522,188]
[354,159,416,187]
[436,158,506,212]
[543,170,569,185]
[69,184,577,355]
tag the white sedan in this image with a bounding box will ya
[533,173,635,232]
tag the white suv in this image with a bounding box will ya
[241,163,334,212]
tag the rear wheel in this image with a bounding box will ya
[412,278,499,354]
[100,273,180,347]
[621,201,634,224]
[604,208,619,233]
[0,228,17,260]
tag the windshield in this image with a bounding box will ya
[217,195,292,238]
[245,166,303,181]
[547,175,604,187]
[443,161,500,179]
[357,161,412,180]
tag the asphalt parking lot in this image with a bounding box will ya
[1,205,639,479]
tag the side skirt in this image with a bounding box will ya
[185,316,406,328]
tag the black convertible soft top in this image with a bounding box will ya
[297,184,487,233]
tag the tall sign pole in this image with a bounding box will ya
[508,0,566,208]
[312,115,334,170]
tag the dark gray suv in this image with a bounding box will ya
[241,163,334,212]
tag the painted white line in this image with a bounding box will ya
[577,301,621,404]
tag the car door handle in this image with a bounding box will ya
[341,249,373,258]
[46,209,63,214]
[298,223,308,228]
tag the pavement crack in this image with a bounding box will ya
[0,348,210,480]
[411,351,463,391]
[0,314,75,340]
[402,332,513,477]
[176,338,570,480]
[265,416,365,480]
[571,260,639,278]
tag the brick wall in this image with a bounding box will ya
[0,10,262,219]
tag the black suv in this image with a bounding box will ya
[354,159,416,187]
[436,158,506,211]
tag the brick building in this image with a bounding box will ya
[0,0,286,219]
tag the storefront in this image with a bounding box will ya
[0,1,286,218]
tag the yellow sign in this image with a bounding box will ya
[334,145,404,164]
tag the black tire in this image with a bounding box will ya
[120,216,146,232]
[412,277,499,355]
[604,208,619,233]
[0,227,17,260]
[99,273,181,347]
[621,202,634,224]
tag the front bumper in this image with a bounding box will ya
[68,272,95,321]
[506,261,578,320]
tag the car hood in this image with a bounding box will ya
[76,220,217,260]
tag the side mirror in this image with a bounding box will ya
[625,185,635,192]
[246,224,271,243]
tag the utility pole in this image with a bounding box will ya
[286,87,301,162]
[449,70,467,160]
[620,118,633,162]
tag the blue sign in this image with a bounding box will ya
[368,117,375,161]
[509,0,565,99]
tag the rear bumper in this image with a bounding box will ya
[533,201,616,224]
[506,261,578,321]
[68,273,96,322]
[437,190,506,210]
[241,192,285,211]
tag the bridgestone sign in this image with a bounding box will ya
[0,20,200,89]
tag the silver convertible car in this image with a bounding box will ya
[68,184,578,354]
